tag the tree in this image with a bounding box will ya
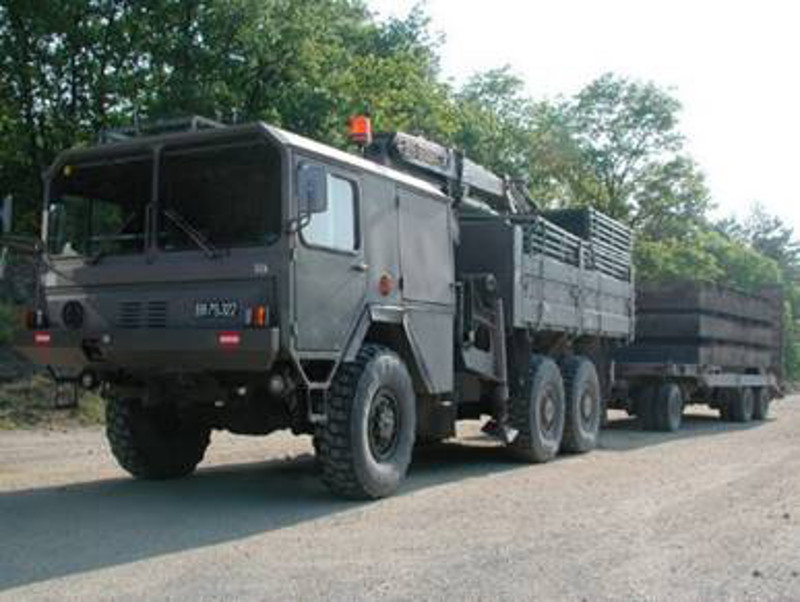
[741,204,800,280]
[0,0,454,234]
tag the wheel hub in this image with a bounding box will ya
[368,391,400,461]
[541,392,557,429]
[581,391,594,421]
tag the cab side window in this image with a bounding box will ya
[304,174,358,251]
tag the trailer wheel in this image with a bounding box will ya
[560,356,601,453]
[752,388,771,421]
[315,344,416,500]
[639,383,683,432]
[508,356,565,463]
[106,397,210,480]
[724,387,755,423]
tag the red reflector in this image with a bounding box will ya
[34,332,51,346]
[218,332,241,347]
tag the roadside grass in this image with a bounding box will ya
[0,374,104,430]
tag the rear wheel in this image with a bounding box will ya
[561,356,602,453]
[722,387,755,423]
[106,397,211,480]
[315,344,416,500]
[508,356,565,463]
[752,388,771,421]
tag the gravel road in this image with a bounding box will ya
[1,398,798,601]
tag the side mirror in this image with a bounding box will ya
[296,163,329,215]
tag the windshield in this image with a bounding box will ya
[46,139,282,258]
[47,155,152,257]
[159,141,282,251]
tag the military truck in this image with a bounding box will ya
[10,116,636,498]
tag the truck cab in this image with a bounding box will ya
[14,120,459,498]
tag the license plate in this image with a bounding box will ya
[195,300,239,319]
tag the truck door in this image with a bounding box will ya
[293,162,367,352]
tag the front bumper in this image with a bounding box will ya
[13,327,281,373]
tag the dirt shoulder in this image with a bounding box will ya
[0,397,798,601]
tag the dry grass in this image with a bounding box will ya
[0,374,104,430]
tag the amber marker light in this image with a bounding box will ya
[348,115,373,146]
[253,305,267,328]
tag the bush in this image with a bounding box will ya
[0,302,17,345]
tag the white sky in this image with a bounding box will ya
[369,0,800,233]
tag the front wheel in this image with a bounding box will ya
[106,397,210,480]
[507,356,565,463]
[315,344,416,500]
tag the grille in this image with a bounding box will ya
[117,301,169,329]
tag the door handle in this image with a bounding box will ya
[350,262,369,273]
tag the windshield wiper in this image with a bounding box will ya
[85,212,139,265]
[161,208,221,259]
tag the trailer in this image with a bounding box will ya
[612,281,784,431]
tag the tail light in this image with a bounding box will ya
[245,305,268,328]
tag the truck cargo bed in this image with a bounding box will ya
[458,215,634,340]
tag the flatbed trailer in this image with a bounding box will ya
[612,282,784,431]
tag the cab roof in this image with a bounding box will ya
[48,121,449,201]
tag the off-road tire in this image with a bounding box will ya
[106,397,210,480]
[725,387,755,423]
[507,355,565,463]
[315,344,416,500]
[752,388,771,421]
[560,356,602,453]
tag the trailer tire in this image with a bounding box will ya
[560,356,601,453]
[636,385,657,429]
[654,383,683,432]
[315,344,416,500]
[638,383,683,432]
[106,397,210,480]
[508,356,565,463]
[725,387,755,423]
[752,388,771,421]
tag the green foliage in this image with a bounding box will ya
[636,229,782,291]
[0,1,797,384]
[0,0,454,232]
[635,234,723,285]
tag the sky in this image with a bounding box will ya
[369,0,800,232]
